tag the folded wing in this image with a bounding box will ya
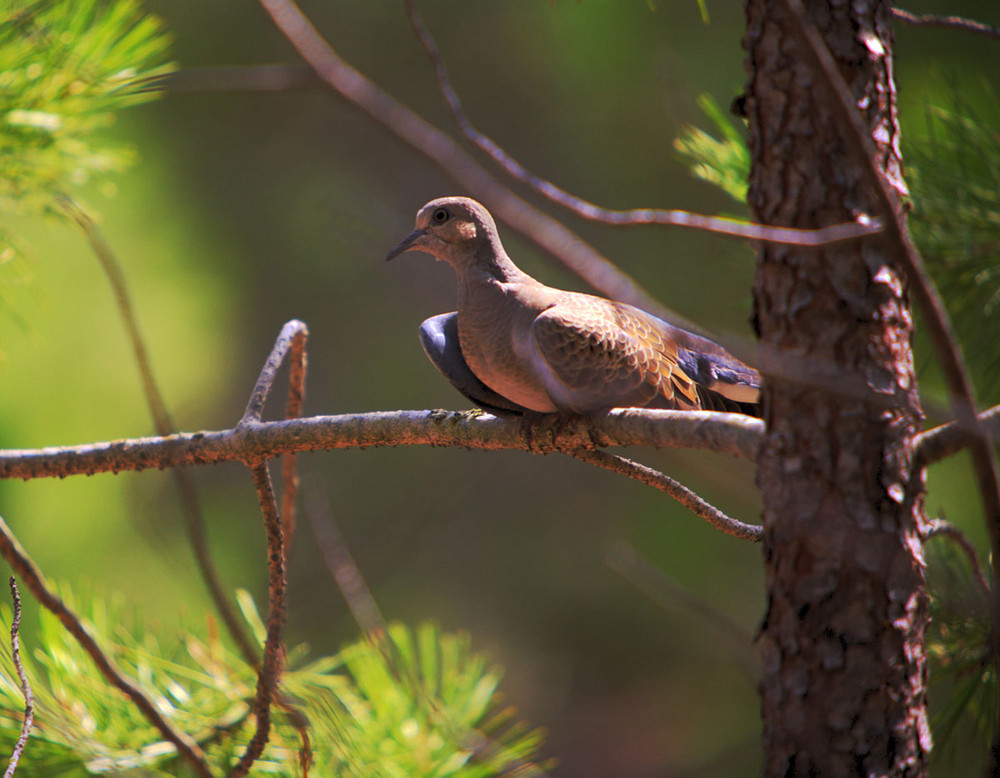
[527,296,703,413]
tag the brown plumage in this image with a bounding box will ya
[387,196,759,416]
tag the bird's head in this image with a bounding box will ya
[386,196,506,273]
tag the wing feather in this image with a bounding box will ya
[527,296,701,413]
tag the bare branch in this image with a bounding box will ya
[923,519,990,596]
[0,313,761,539]
[892,7,1000,41]
[567,449,761,541]
[402,0,880,247]
[264,320,313,778]
[279,324,309,553]
[4,577,33,778]
[916,404,1000,467]
[62,200,258,667]
[3,315,760,543]
[0,408,762,480]
[241,320,310,426]
[0,515,213,778]
[227,463,287,778]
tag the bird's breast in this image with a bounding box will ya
[456,280,558,413]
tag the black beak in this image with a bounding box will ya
[385,229,426,261]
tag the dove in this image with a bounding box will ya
[387,197,759,417]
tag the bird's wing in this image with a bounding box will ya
[527,296,702,413]
[662,322,760,407]
[419,312,528,417]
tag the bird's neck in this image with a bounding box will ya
[462,244,526,283]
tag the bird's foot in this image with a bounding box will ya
[520,411,594,454]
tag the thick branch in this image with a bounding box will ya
[916,404,1000,467]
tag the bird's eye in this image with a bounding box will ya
[432,207,449,224]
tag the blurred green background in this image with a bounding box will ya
[1,1,998,775]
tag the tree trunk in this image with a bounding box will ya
[743,1,930,775]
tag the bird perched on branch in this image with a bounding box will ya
[387,196,760,417]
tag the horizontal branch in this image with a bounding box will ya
[6,397,996,484]
[0,409,763,481]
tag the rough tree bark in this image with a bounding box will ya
[744,1,930,775]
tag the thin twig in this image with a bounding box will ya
[60,200,258,667]
[605,541,758,678]
[4,577,33,778]
[171,473,259,666]
[923,519,990,596]
[241,320,310,426]
[402,0,881,247]
[276,326,311,773]
[279,325,309,553]
[59,200,175,437]
[227,463,287,778]
[305,486,387,642]
[231,323,307,776]
[566,449,761,541]
[0,515,213,778]
[304,486,410,724]
[892,7,1000,41]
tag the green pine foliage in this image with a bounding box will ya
[673,94,749,205]
[907,96,1000,406]
[0,0,173,214]
[0,0,173,332]
[0,586,546,776]
[924,538,993,775]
